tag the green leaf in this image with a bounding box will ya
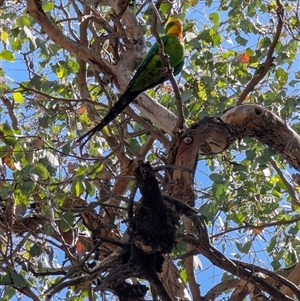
[42,1,54,11]
[0,271,28,288]
[44,223,55,236]
[271,260,281,271]
[11,272,28,288]
[232,163,247,172]
[221,272,234,281]
[84,180,94,196]
[235,240,252,253]
[2,122,16,146]
[275,67,288,86]
[212,183,227,204]
[23,26,36,50]
[199,202,218,221]
[160,2,171,14]
[12,92,24,104]
[1,30,8,42]
[29,243,42,257]
[17,16,31,27]
[89,163,104,179]
[235,35,248,46]
[71,177,86,196]
[188,37,201,49]
[271,187,281,198]
[3,286,16,301]
[126,139,141,156]
[36,163,50,179]
[246,150,256,161]
[11,38,22,51]
[39,150,59,170]
[288,225,298,235]
[258,37,271,49]
[180,269,187,283]
[245,48,255,56]
[289,80,300,87]
[0,146,9,158]
[181,90,193,102]
[266,238,277,253]
[19,180,35,194]
[230,212,245,223]
[56,64,65,78]
[60,211,74,232]
[36,38,49,55]
[0,50,15,62]
[209,173,224,183]
[76,165,88,177]
[38,115,51,128]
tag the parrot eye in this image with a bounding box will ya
[175,20,182,27]
[184,136,193,145]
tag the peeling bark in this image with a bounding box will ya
[178,104,300,171]
[281,262,300,297]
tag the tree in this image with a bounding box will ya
[0,0,300,300]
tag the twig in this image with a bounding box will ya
[1,95,18,129]
[45,238,107,298]
[124,106,170,147]
[14,286,41,301]
[139,136,155,158]
[184,217,202,300]
[19,84,97,105]
[210,216,300,239]
[270,158,300,206]
[237,0,284,105]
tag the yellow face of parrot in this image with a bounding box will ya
[165,19,183,39]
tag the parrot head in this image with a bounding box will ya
[165,19,183,38]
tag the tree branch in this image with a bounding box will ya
[178,233,295,301]
[26,0,115,76]
[1,95,18,129]
[237,0,284,104]
[232,260,300,299]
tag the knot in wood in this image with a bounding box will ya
[183,136,193,145]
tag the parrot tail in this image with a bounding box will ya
[76,90,141,148]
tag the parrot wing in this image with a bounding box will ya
[77,29,184,147]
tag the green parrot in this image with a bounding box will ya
[77,19,184,147]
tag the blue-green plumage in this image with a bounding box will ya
[77,19,184,146]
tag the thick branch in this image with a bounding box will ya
[134,94,178,135]
[27,0,115,76]
[281,262,300,297]
[231,260,300,299]
[179,234,295,301]
[180,104,300,171]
